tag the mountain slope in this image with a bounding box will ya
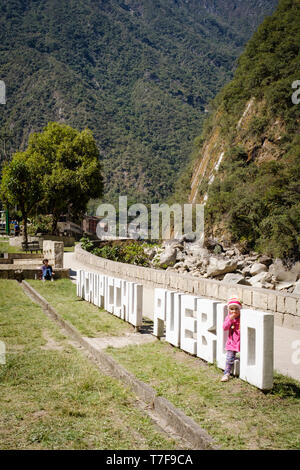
[186,0,300,260]
[0,0,277,204]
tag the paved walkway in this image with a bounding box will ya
[64,252,300,382]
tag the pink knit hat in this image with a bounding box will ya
[227,297,242,309]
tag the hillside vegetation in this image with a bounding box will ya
[185,0,300,261]
[0,0,277,204]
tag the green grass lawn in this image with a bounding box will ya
[0,280,177,450]
[0,239,76,255]
[64,241,80,252]
[27,279,134,338]
[63,246,74,252]
[107,341,300,450]
[23,278,300,449]
[0,241,26,254]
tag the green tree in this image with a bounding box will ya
[0,122,104,239]
[27,122,104,234]
[0,152,42,244]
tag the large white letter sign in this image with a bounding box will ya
[98,275,106,308]
[180,295,198,355]
[76,270,143,328]
[76,270,274,390]
[121,280,129,321]
[166,292,183,348]
[105,277,115,313]
[88,272,95,303]
[196,298,219,363]
[240,309,274,390]
[77,270,83,298]
[128,282,143,328]
[84,272,90,302]
[92,273,99,305]
[154,289,168,337]
[113,278,123,317]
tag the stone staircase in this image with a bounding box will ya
[13,258,43,267]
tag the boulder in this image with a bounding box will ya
[223,273,251,285]
[269,259,300,282]
[177,267,188,274]
[275,281,295,291]
[258,255,273,267]
[168,239,184,251]
[182,232,197,243]
[159,247,177,267]
[186,245,209,258]
[244,254,260,262]
[250,263,268,276]
[205,238,224,252]
[175,250,185,262]
[237,259,248,270]
[183,257,198,269]
[174,261,184,269]
[225,249,235,257]
[248,272,272,288]
[206,257,238,277]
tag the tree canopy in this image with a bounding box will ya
[0,151,42,242]
[0,122,104,239]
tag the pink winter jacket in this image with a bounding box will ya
[223,314,240,352]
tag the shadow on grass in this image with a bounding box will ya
[268,375,300,399]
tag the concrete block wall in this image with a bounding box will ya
[43,240,64,268]
[75,244,300,330]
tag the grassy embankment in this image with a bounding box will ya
[0,240,26,254]
[27,279,133,338]
[0,280,177,450]
[30,279,300,450]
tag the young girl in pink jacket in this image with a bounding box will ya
[221,297,242,382]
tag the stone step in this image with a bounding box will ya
[0,266,70,280]
[13,259,43,265]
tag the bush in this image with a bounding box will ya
[80,237,94,252]
[80,239,156,267]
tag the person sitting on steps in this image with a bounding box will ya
[41,259,55,281]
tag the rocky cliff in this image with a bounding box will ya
[187,0,300,261]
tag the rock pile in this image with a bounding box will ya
[147,237,300,294]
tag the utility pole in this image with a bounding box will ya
[5,208,9,235]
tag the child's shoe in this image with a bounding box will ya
[221,373,230,382]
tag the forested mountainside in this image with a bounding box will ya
[183,0,300,260]
[0,0,277,205]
